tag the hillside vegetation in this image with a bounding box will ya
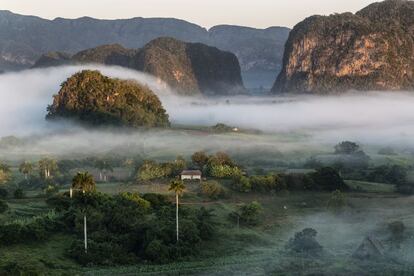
[46,70,170,128]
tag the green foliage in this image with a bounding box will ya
[308,167,349,191]
[116,192,151,210]
[19,161,33,178]
[0,162,11,185]
[250,175,286,193]
[230,201,263,226]
[137,160,172,181]
[72,172,96,193]
[334,141,360,154]
[44,184,60,197]
[46,70,170,128]
[209,165,242,179]
[232,176,251,193]
[38,158,58,180]
[0,211,61,245]
[368,165,407,185]
[59,191,214,265]
[286,228,323,254]
[142,193,170,209]
[191,151,209,169]
[169,180,185,196]
[200,181,227,199]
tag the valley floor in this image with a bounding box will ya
[1,181,414,275]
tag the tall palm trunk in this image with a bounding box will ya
[176,193,179,242]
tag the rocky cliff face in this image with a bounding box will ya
[33,38,246,96]
[0,10,289,76]
[273,0,414,93]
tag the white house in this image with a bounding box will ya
[181,170,202,181]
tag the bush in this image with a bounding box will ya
[208,164,242,179]
[250,175,286,193]
[137,160,172,181]
[308,167,349,191]
[142,193,170,209]
[200,181,227,199]
[68,239,137,266]
[369,165,407,185]
[286,228,323,254]
[232,176,251,192]
[334,141,360,154]
[230,201,262,226]
[145,239,170,263]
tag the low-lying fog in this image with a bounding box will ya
[1,65,414,158]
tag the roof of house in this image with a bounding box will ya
[181,170,202,176]
[353,236,385,259]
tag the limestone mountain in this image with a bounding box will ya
[46,70,170,128]
[132,38,245,95]
[273,0,414,93]
[34,38,246,96]
[0,10,289,78]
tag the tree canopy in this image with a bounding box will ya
[47,70,170,128]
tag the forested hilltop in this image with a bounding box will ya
[34,38,246,96]
[46,70,170,128]
[273,0,414,93]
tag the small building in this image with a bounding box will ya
[181,170,202,181]
[353,236,385,260]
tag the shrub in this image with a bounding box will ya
[142,193,170,209]
[191,151,209,169]
[208,164,242,179]
[145,239,170,263]
[232,176,251,192]
[200,181,226,199]
[308,167,349,191]
[230,201,262,226]
[334,141,360,154]
[250,175,286,193]
[137,160,172,181]
[286,228,323,254]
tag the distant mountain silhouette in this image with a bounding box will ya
[0,10,290,77]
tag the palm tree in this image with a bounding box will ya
[169,179,186,242]
[0,163,11,185]
[72,172,96,193]
[38,158,58,179]
[94,159,113,182]
[19,161,33,181]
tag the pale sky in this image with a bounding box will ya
[0,0,379,29]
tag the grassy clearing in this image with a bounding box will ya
[346,180,395,193]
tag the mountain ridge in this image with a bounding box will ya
[272,0,414,93]
[0,10,289,75]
